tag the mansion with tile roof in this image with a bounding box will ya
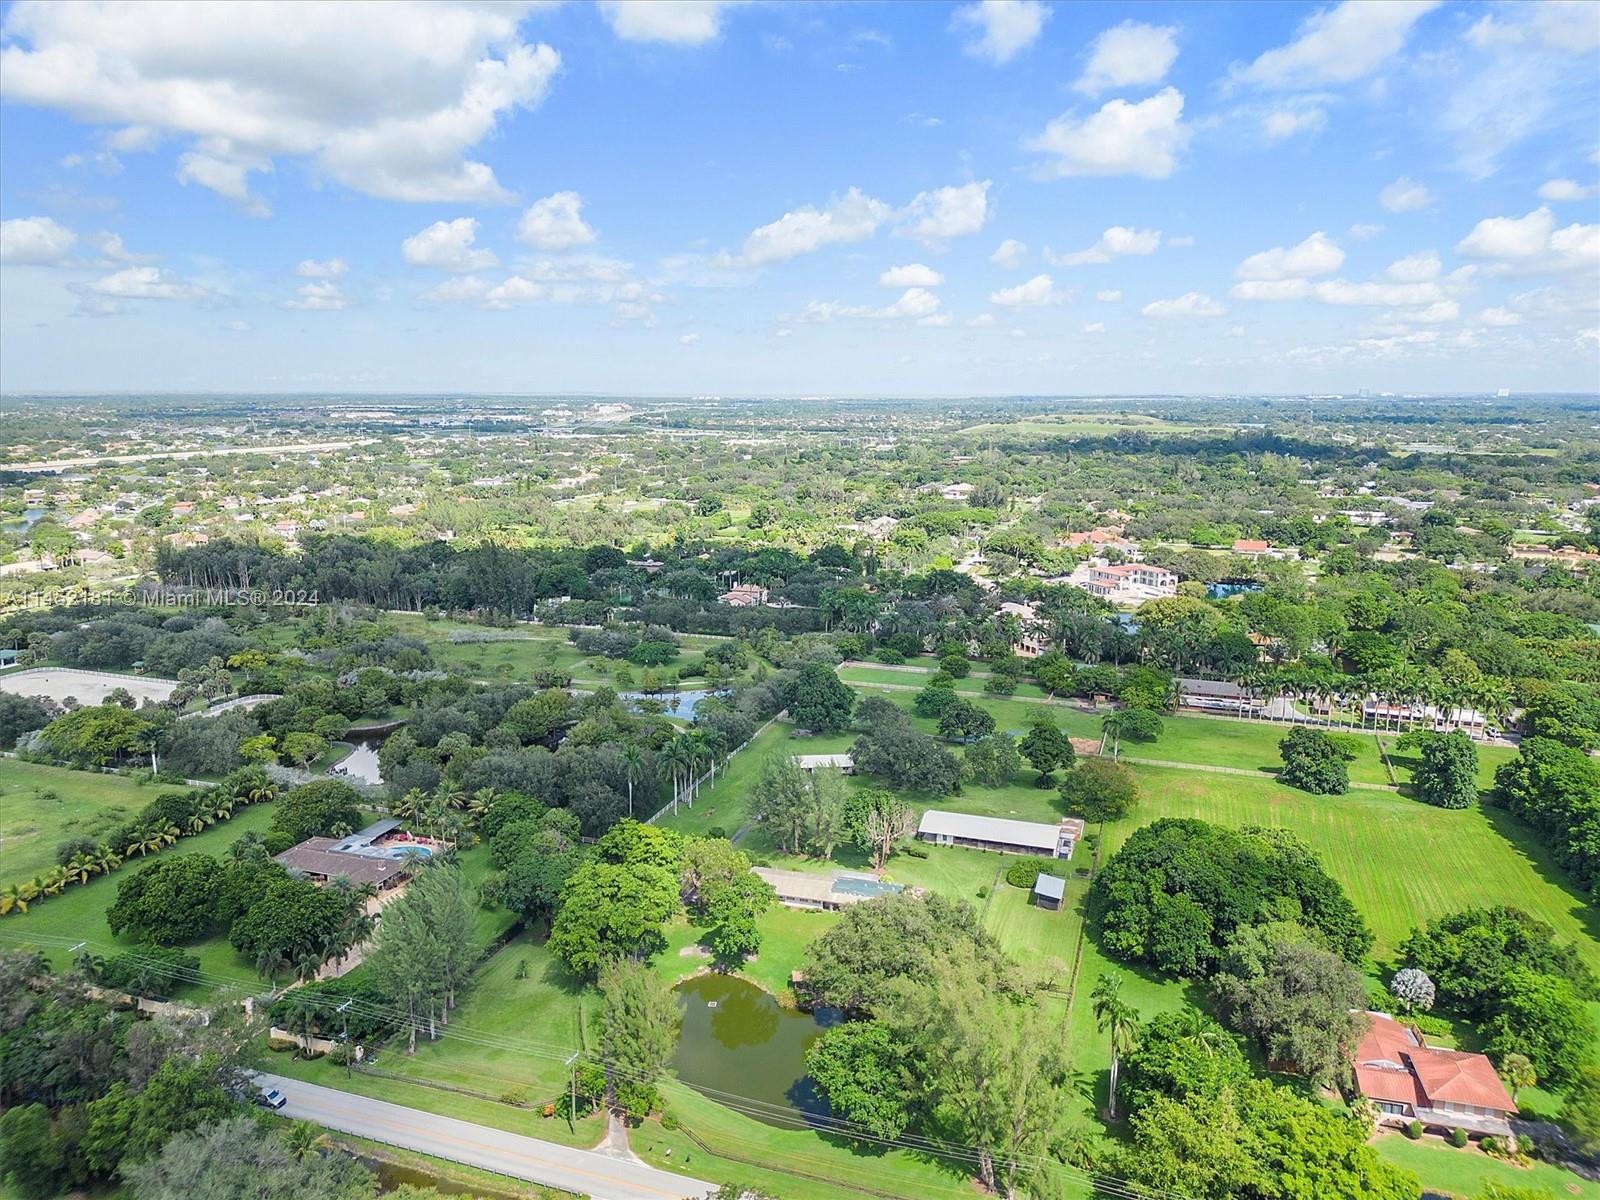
[1352,1011,1517,1138]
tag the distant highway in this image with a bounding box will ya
[255,1073,712,1200]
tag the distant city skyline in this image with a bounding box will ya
[1,0,1597,395]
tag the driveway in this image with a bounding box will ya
[256,1073,712,1200]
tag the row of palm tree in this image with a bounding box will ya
[1232,664,1513,736]
[0,774,281,917]
[662,727,728,815]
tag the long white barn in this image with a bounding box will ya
[917,810,1085,859]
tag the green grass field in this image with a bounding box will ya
[357,930,587,1103]
[0,801,279,995]
[842,676,1515,791]
[0,759,148,885]
[1373,1130,1600,1198]
[1100,764,1600,969]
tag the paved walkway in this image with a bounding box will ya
[257,1073,711,1200]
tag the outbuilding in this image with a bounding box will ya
[1032,872,1066,910]
[917,810,1085,859]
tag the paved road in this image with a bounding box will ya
[257,1074,712,1200]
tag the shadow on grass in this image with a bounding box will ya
[1478,802,1600,947]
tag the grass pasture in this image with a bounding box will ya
[0,759,148,885]
[1101,764,1600,969]
[0,800,279,995]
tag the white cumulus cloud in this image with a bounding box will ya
[895,181,991,245]
[1075,21,1179,95]
[1051,226,1161,266]
[402,218,500,273]
[1027,88,1190,179]
[989,274,1063,307]
[951,0,1049,65]
[1235,232,1344,280]
[0,1,560,206]
[517,192,598,251]
[878,263,944,288]
[1096,289,1122,302]
[1539,179,1600,202]
[1384,250,1441,283]
[283,281,346,311]
[729,187,890,267]
[1456,206,1600,275]
[1380,177,1434,213]
[0,215,77,264]
[990,239,1027,268]
[296,258,347,279]
[600,1,741,45]
[1263,107,1327,140]
[1142,292,1224,318]
[1232,0,1441,88]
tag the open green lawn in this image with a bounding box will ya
[1373,1132,1600,1198]
[0,759,148,885]
[355,930,588,1104]
[843,678,1516,791]
[656,902,839,999]
[1097,764,1600,969]
[0,801,279,996]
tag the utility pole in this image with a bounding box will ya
[565,1049,580,1132]
[336,998,354,1079]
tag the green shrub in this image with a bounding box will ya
[660,1112,680,1131]
[1005,859,1041,889]
[902,841,929,859]
[1411,1013,1453,1038]
[1404,1120,1422,1140]
[706,826,727,840]
[976,885,988,899]
[1448,1127,1469,1148]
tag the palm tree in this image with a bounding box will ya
[90,845,121,876]
[1176,1007,1221,1057]
[63,853,94,885]
[620,744,645,818]
[1091,973,1141,1121]
[1099,711,1126,760]
[394,788,426,823]
[155,822,181,848]
[292,946,325,984]
[0,883,29,916]
[38,868,68,897]
[468,787,497,825]
[282,1121,321,1161]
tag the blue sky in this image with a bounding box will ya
[1,0,1596,396]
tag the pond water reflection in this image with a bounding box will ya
[670,973,841,1129]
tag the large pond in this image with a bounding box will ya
[671,973,841,1129]
[620,688,722,721]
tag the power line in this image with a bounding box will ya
[2,929,1194,1200]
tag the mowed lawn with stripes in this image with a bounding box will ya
[1101,764,1600,971]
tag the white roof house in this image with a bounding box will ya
[917,810,1085,858]
[793,754,854,772]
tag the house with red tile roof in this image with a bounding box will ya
[1352,1011,1516,1138]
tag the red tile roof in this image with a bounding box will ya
[1353,1012,1515,1115]
[1233,539,1271,552]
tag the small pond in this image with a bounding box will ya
[671,973,841,1129]
[1,508,45,534]
[620,688,723,721]
[329,729,391,786]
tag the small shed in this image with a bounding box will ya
[1032,873,1065,911]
